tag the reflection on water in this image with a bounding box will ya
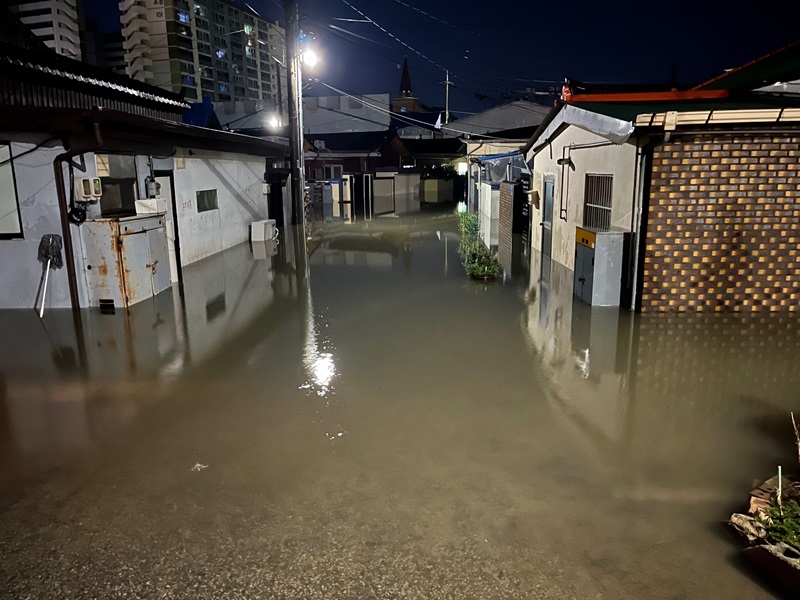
[0,213,797,599]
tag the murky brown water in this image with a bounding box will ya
[0,212,797,598]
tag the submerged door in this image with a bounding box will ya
[542,178,554,257]
[155,174,180,284]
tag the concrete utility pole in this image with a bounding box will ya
[445,70,451,124]
[285,0,303,225]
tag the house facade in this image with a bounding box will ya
[0,16,289,311]
[525,98,800,312]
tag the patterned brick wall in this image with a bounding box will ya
[641,131,800,312]
[498,183,514,269]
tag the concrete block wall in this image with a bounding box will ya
[173,150,268,265]
[641,131,800,312]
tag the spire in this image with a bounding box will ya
[399,56,412,98]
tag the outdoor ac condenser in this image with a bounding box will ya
[250,219,277,242]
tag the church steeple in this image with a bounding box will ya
[399,57,413,98]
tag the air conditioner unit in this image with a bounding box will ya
[78,177,102,200]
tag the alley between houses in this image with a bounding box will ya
[0,214,797,599]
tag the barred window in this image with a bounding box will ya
[583,174,613,231]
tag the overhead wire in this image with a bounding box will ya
[319,81,514,140]
[337,0,451,74]
[388,0,484,37]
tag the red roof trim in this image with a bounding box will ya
[567,90,730,103]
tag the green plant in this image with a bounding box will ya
[458,211,480,237]
[457,235,481,257]
[759,500,800,551]
[463,241,501,279]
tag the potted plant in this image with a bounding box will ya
[463,241,501,281]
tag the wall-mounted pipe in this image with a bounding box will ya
[557,140,616,222]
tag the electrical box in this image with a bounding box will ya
[79,177,102,200]
[250,218,276,242]
[81,215,171,308]
[574,226,630,307]
[135,197,168,214]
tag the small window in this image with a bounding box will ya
[0,144,22,238]
[196,189,218,212]
[177,11,190,23]
[583,174,613,231]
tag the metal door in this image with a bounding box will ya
[147,226,171,297]
[542,178,554,257]
[373,177,395,215]
[362,174,373,220]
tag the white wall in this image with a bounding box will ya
[173,150,268,265]
[479,183,499,248]
[0,138,96,309]
[302,94,391,134]
[528,127,637,271]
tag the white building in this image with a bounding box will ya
[302,94,392,134]
[119,0,286,104]
[7,0,82,60]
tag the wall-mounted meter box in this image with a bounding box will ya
[79,177,102,200]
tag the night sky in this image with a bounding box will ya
[84,0,800,115]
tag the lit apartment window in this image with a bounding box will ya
[219,83,230,93]
[583,174,613,231]
[177,11,190,24]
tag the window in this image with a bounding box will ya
[177,11,190,23]
[0,144,22,237]
[583,174,613,231]
[219,83,230,93]
[182,74,196,86]
[196,189,218,212]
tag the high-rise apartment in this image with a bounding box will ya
[7,0,82,59]
[119,0,286,105]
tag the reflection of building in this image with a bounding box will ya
[524,41,800,312]
[7,0,81,59]
[119,0,286,103]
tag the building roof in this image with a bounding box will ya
[0,8,188,117]
[402,137,465,158]
[0,107,287,157]
[305,130,398,154]
[693,40,800,92]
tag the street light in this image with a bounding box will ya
[301,49,318,67]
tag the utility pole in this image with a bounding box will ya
[284,0,303,226]
[445,69,451,124]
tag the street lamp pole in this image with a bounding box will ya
[284,0,304,227]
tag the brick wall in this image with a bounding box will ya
[641,131,800,312]
[498,183,514,268]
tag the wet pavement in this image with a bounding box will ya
[1,211,798,599]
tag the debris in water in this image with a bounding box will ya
[191,463,208,472]
[484,538,489,544]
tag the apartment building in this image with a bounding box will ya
[120,0,286,104]
[7,0,82,59]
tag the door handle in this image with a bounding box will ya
[578,276,585,283]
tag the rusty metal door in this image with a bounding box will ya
[119,229,154,306]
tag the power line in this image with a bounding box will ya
[388,0,484,38]
[319,81,513,140]
[338,0,452,75]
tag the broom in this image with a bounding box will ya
[37,234,63,317]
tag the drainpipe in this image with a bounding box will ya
[53,122,103,368]
[54,122,103,312]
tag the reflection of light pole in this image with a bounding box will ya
[285,0,303,227]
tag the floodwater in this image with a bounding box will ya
[1,211,798,599]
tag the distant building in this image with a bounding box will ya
[85,28,126,75]
[303,94,391,134]
[7,0,81,59]
[119,0,287,104]
[391,57,423,114]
